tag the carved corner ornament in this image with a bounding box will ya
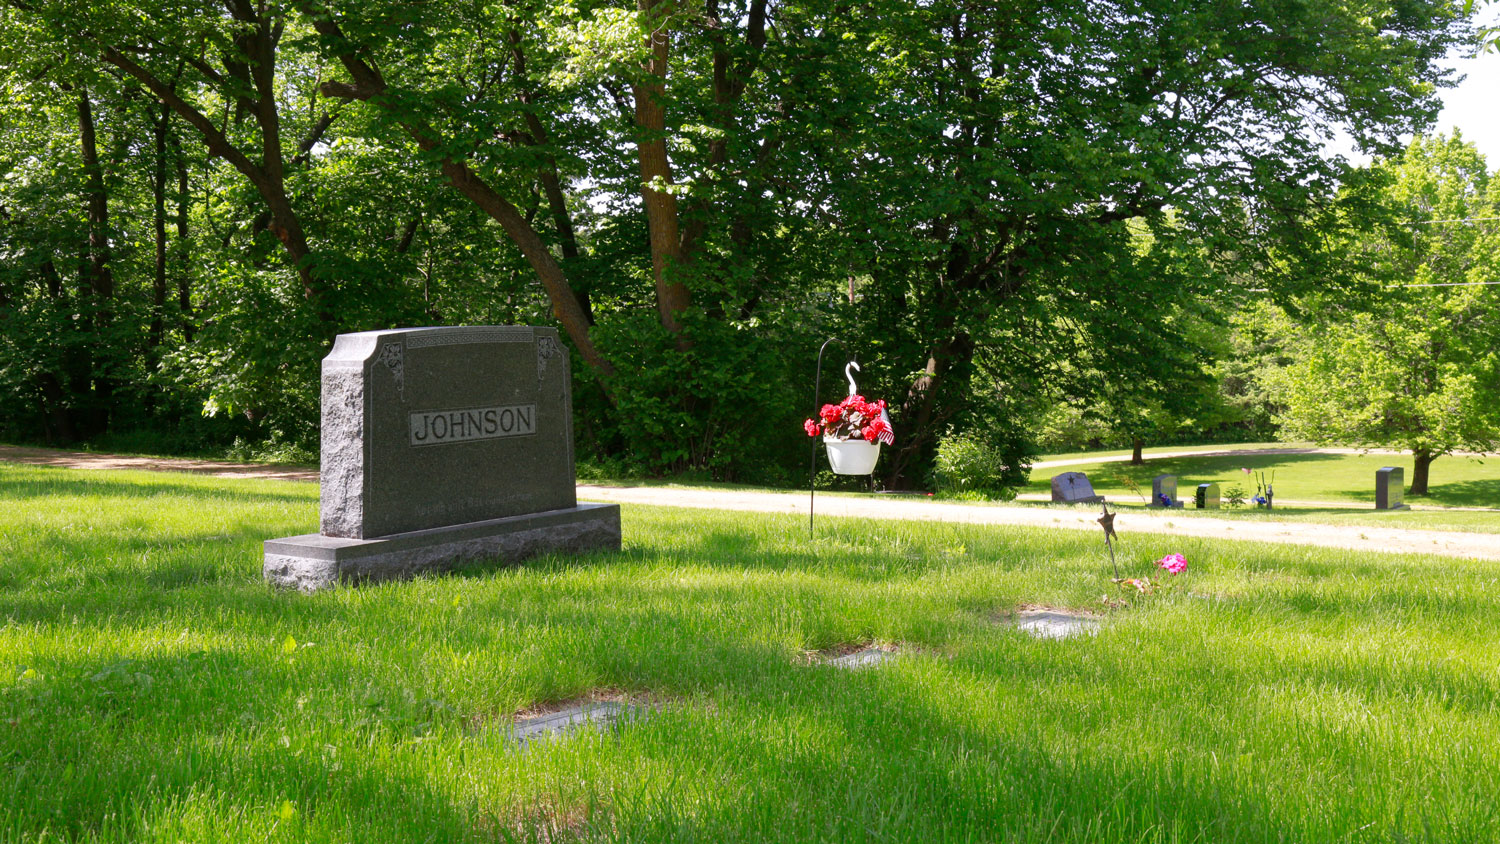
[536,335,561,383]
[375,341,404,399]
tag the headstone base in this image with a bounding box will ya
[1058,495,1106,505]
[1380,504,1411,511]
[1147,502,1184,509]
[264,502,620,591]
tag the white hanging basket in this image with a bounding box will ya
[824,436,881,475]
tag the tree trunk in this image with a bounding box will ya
[77,91,114,436]
[172,129,194,342]
[101,29,330,322]
[78,94,113,302]
[883,332,975,490]
[507,27,594,326]
[306,17,615,382]
[150,104,170,349]
[632,0,692,338]
[36,372,78,444]
[1410,449,1436,496]
[1131,437,1144,465]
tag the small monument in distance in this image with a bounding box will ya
[1051,471,1104,504]
[1195,482,1220,509]
[1375,466,1411,511]
[263,326,621,590]
[1150,474,1184,508]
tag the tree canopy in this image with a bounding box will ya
[0,0,1478,486]
[1276,134,1500,494]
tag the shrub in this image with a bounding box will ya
[1223,484,1248,509]
[933,431,1020,499]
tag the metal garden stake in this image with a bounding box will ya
[1097,502,1120,579]
[808,337,847,537]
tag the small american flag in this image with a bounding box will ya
[876,408,895,445]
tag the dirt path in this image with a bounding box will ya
[0,445,318,482]
[575,485,1500,561]
[3,444,1496,561]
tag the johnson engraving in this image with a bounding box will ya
[410,404,536,446]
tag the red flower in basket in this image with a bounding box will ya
[805,395,894,444]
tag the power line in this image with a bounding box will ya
[1410,216,1500,225]
[1387,280,1500,288]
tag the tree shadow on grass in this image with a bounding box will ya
[1420,478,1500,509]
[599,653,1387,842]
[4,509,1494,840]
[2,651,507,843]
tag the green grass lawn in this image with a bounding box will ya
[1035,442,1300,464]
[1028,449,1500,509]
[4,463,1500,842]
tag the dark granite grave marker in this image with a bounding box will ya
[1150,474,1183,508]
[264,326,620,590]
[1195,482,1220,509]
[1051,471,1104,504]
[1375,466,1410,511]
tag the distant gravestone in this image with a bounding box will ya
[263,326,620,590]
[1050,471,1104,504]
[1375,466,1410,511]
[1195,482,1220,509]
[1150,474,1183,508]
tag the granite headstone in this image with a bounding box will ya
[1195,482,1220,509]
[263,326,620,590]
[1375,466,1410,511]
[1050,471,1104,504]
[1150,474,1183,508]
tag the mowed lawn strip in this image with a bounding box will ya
[1034,442,1301,464]
[1028,449,1500,509]
[1,463,1497,843]
[1004,499,1500,535]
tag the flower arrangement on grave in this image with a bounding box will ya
[1251,470,1275,508]
[1156,552,1187,574]
[1111,553,1188,595]
[804,395,894,444]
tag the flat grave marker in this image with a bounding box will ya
[509,701,653,749]
[1013,610,1099,640]
[825,648,899,670]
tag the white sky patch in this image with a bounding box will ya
[1432,47,1500,165]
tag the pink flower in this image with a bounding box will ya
[1241,467,1252,474]
[820,404,842,424]
[804,419,821,437]
[1156,553,1187,575]
[862,426,879,442]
